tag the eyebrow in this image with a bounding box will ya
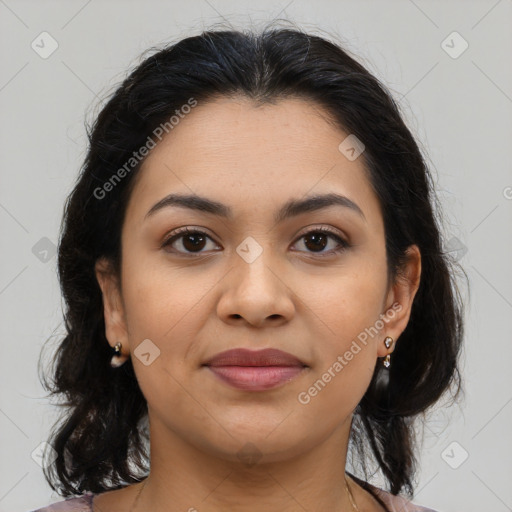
[144,192,366,223]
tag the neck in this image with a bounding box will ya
[135,414,357,512]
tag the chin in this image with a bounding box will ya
[192,420,319,466]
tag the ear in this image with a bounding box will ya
[95,257,130,359]
[378,245,422,357]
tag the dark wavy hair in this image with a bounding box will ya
[39,22,466,499]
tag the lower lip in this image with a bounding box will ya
[206,365,306,391]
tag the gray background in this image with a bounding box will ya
[1,1,511,511]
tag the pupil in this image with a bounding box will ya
[183,234,205,252]
[305,233,327,252]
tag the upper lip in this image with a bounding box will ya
[203,348,307,367]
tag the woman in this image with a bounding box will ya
[31,23,464,512]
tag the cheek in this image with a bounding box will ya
[300,260,387,401]
[309,264,388,348]
[298,286,381,417]
[120,268,209,421]
[119,262,210,385]
[121,249,205,333]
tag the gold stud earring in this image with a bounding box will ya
[110,341,127,368]
[383,336,393,368]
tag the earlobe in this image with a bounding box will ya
[94,258,129,353]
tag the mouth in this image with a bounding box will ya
[202,348,309,391]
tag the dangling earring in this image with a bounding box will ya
[111,341,128,368]
[383,336,393,368]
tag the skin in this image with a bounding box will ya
[94,96,421,512]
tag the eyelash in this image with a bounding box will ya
[161,226,350,258]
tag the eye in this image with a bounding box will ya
[161,226,350,257]
[161,227,219,255]
[292,227,350,257]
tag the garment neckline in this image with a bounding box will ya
[347,474,391,512]
[87,479,392,512]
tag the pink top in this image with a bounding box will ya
[28,485,439,511]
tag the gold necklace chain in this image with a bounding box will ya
[345,474,360,511]
[129,474,359,512]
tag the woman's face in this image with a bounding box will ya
[96,96,420,464]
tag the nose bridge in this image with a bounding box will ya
[233,234,281,295]
[217,234,294,326]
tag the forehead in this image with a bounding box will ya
[124,96,381,228]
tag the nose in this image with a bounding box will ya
[216,249,295,329]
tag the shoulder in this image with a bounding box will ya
[366,482,439,512]
[28,492,95,512]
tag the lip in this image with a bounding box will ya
[203,348,308,391]
[204,348,306,367]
